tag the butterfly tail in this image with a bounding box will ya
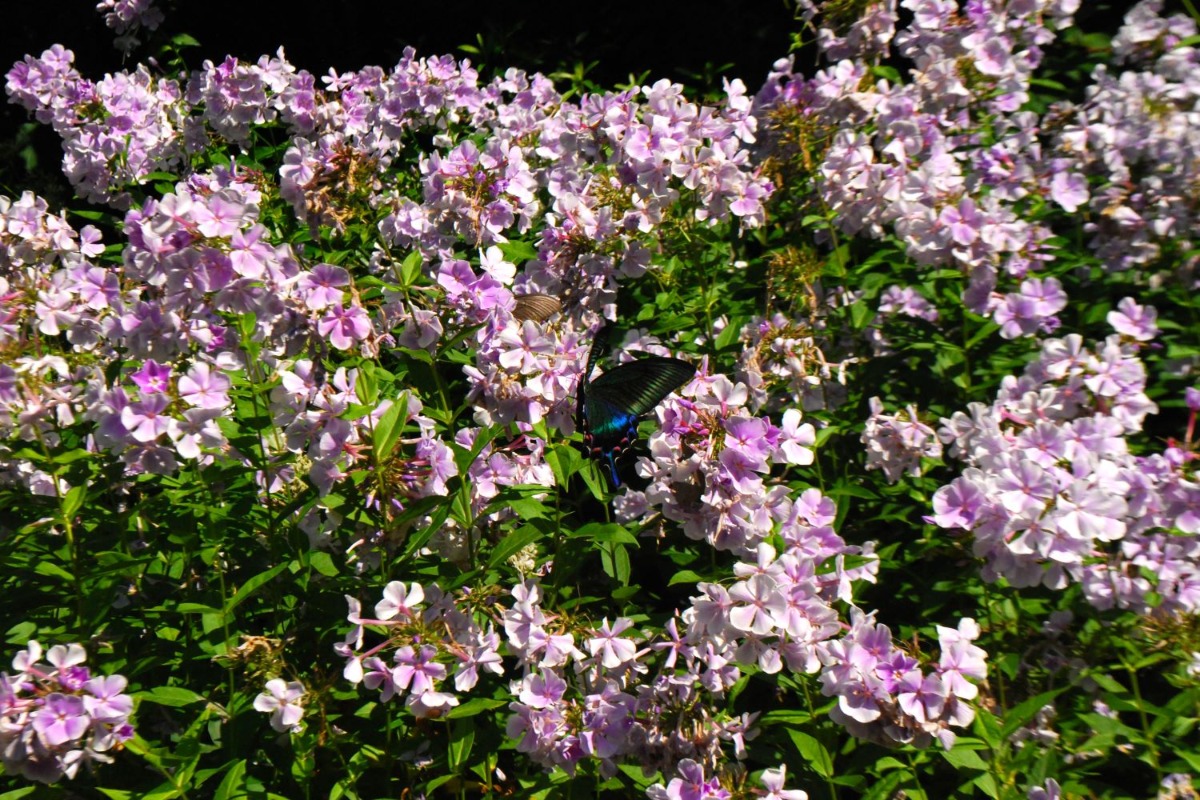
[605,450,621,487]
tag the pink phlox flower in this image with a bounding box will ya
[253,678,306,732]
[454,634,504,692]
[298,262,350,310]
[1107,297,1159,341]
[759,764,809,800]
[166,407,224,460]
[647,758,731,800]
[375,581,425,621]
[728,574,786,635]
[177,361,231,409]
[129,359,172,395]
[587,617,639,670]
[317,303,372,350]
[392,645,445,697]
[83,675,133,722]
[120,393,171,443]
[193,192,247,238]
[497,321,555,373]
[361,656,395,699]
[896,669,948,723]
[31,693,90,746]
[517,669,567,710]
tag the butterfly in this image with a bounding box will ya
[577,336,695,487]
[512,293,563,323]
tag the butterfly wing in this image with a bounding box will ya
[512,293,563,323]
[582,356,695,485]
[586,357,696,421]
[575,333,612,430]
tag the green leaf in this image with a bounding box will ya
[61,484,87,520]
[488,523,546,569]
[1086,672,1127,695]
[545,443,583,488]
[940,744,988,771]
[849,300,878,333]
[355,363,379,406]
[579,459,608,501]
[0,788,39,799]
[224,562,290,614]
[786,730,833,778]
[309,551,339,577]
[213,759,248,800]
[401,501,454,559]
[136,686,207,707]
[175,603,224,614]
[447,697,506,718]
[973,705,1002,750]
[998,690,1065,738]
[568,522,638,544]
[497,240,539,264]
[371,392,408,461]
[400,250,424,286]
[448,718,475,770]
[714,320,742,351]
[33,561,73,581]
[668,570,703,586]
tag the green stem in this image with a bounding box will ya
[905,751,928,800]
[34,425,85,632]
[799,680,839,800]
[978,580,1010,795]
[963,322,973,396]
[241,346,278,539]
[1125,657,1164,784]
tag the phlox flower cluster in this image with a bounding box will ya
[792,0,900,62]
[861,396,943,484]
[931,310,1200,614]
[451,246,589,434]
[755,0,1082,337]
[94,0,164,52]
[0,192,108,495]
[3,41,775,534]
[503,538,833,777]
[1049,0,1200,273]
[819,613,986,749]
[0,642,134,784]
[876,284,938,325]
[734,312,857,412]
[865,283,940,357]
[6,47,185,205]
[340,482,989,779]
[270,361,455,504]
[647,759,809,800]
[337,581,502,720]
[615,370,838,558]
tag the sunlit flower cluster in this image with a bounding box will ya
[0,642,134,784]
[932,308,1200,614]
[755,0,1082,337]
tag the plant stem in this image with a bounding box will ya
[1125,657,1164,784]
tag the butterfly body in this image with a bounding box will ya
[577,345,694,486]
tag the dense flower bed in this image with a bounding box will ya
[0,0,1197,797]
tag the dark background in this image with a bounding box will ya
[0,1,1143,206]
[0,1,797,204]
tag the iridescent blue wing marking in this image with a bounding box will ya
[579,351,694,486]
